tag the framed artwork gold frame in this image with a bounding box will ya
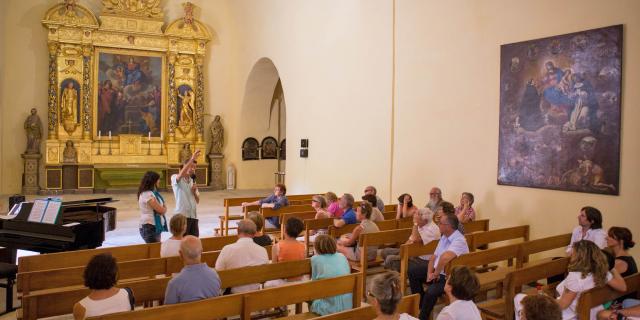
[92,47,167,141]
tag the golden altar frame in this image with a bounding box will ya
[41,0,211,191]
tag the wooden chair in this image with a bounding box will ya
[21,258,306,320]
[477,257,569,320]
[241,272,364,319]
[576,273,640,320]
[312,293,421,320]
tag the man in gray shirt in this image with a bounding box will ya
[164,236,221,304]
[364,185,385,212]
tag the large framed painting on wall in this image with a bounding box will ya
[94,49,165,137]
[497,25,622,195]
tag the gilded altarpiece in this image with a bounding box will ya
[42,0,211,191]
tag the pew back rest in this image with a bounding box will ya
[463,219,490,234]
[358,228,412,248]
[576,273,640,319]
[470,225,529,250]
[448,243,520,271]
[261,205,314,216]
[88,292,244,320]
[313,294,420,320]
[241,272,364,319]
[502,257,570,320]
[399,240,439,293]
[517,233,572,266]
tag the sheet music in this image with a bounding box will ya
[41,200,62,224]
[28,199,48,222]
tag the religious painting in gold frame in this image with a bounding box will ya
[93,48,166,139]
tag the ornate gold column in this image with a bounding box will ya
[195,54,205,142]
[81,45,92,140]
[47,42,59,139]
[168,53,177,142]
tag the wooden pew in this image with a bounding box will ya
[21,258,307,320]
[242,273,364,319]
[17,234,237,273]
[352,228,412,294]
[329,219,399,239]
[312,294,420,320]
[576,273,640,320]
[477,257,569,320]
[516,233,571,267]
[463,219,490,234]
[280,211,317,240]
[303,217,335,257]
[397,217,413,229]
[469,225,529,252]
[399,240,439,294]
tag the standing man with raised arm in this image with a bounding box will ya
[172,149,201,237]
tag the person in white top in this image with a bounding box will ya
[73,254,133,319]
[214,219,269,293]
[436,265,482,320]
[515,240,627,320]
[161,214,187,257]
[367,271,418,320]
[171,150,200,237]
[137,171,167,243]
[566,206,607,255]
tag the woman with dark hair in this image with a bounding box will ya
[368,271,418,319]
[436,266,482,320]
[606,227,637,277]
[336,201,380,262]
[138,171,167,243]
[515,240,627,320]
[73,254,133,319]
[566,206,607,255]
[396,193,418,219]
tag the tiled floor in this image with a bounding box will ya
[0,189,270,319]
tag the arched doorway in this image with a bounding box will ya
[237,58,286,189]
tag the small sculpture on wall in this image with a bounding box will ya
[177,85,194,136]
[179,143,192,163]
[209,115,224,155]
[60,78,80,134]
[279,139,286,160]
[242,138,259,160]
[261,137,278,159]
[24,108,43,154]
[62,140,78,163]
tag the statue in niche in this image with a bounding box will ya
[24,108,43,154]
[61,81,78,122]
[62,140,78,163]
[179,143,192,163]
[178,88,195,126]
[209,115,224,154]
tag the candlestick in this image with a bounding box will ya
[147,134,151,155]
[148,131,151,140]
[108,131,112,155]
[159,135,164,155]
[97,132,101,155]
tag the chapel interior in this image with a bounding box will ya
[0,0,638,319]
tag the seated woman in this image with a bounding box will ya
[325,191,343,218]
[436,266,482,320]
[266,217,307,287]
[312,195,330,219]
[310,235,352,316]
[454,192,476,223]
[336,201,380,262]
[607,227,637,277]
[518,294,562,320]
[368,271,418,320]
[396,193,418,219]
[73,254,134,319]
[161,214,187,257]
[247,212,272,247]
[242,183,289,227]
[515,240,627,320]
[362,194,385,222]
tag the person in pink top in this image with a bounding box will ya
[325,191,343,218]
[455,192,476,223]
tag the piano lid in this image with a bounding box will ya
[61,197,118,207]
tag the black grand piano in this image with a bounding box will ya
[0,198,117,262]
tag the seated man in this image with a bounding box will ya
[566,206,607,255]
[425,187,443,213]
[215,219,269,293]
[364,185,385,212]
[333,193,357,228]
[418,212,469,320]
[242,183,289,228]
[362,194,385,222]
[164,236,221,304]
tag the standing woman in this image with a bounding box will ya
[396,193,418,219]
[138,171,167,243]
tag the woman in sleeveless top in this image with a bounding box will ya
[607,227,637,304]
[73,254,133,319]
[337,201,379,262]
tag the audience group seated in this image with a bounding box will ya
[69,183,636,320]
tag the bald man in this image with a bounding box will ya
[164,236,221,304]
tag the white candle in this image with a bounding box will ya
[98,130,101,139]
[160,133,163,141]
[148,131,151,140]
[108,131,111,139]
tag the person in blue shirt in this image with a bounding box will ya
[333,193,357,228]
[242,183,289,228]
